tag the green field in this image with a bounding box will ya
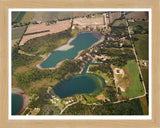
[141,69,149,93]
[12,26,27,40]
[133,34,148,60]
[124,61,144,98]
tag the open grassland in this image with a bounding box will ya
[133,34,148,60]
[73,16,104,25]
[20,12,35,24]
[126,12,148,21]
[124,61,144,98]
[14,12,26,23]
[141,69,149,93]
[19,20,71,45]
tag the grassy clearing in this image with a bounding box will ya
[141,69,149,93]
[12,26,27,40]
[124,61,144,98]
[133,34,148,60]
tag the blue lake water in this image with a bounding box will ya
[52,73,106,98]
[40,32,99,68]
[12,93,23,115]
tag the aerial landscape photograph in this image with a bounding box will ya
[11,10,149,116]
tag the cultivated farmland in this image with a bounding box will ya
[13,12,26,23]
[19,20,71,45]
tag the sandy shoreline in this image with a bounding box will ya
[12,88,29,115]
[37,31,105,70]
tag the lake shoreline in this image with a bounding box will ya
[37,31,105,70]
[12,88,29,115]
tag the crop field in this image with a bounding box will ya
[124,61,144,98]
[13,12,26,23]
[112,19,127,26]
[126,12,148,21]
[20,20,71,45]
[133,34,148,60]
[12,12,20,22]
[73,16,104,26]
[20,12,35,24]
[32,12,90,22]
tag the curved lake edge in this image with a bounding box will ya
[52,73,106,99]
[37,31,105,70]
[12,88,29,115]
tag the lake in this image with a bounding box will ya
[40,32,101,68]
[52,73,106,98]
[12,93,23,115]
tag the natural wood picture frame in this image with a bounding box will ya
[0,0,160,128]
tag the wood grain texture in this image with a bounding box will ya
[0,0,160,127]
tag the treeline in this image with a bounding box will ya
[63,99,143,115]
[16,59,82,89]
